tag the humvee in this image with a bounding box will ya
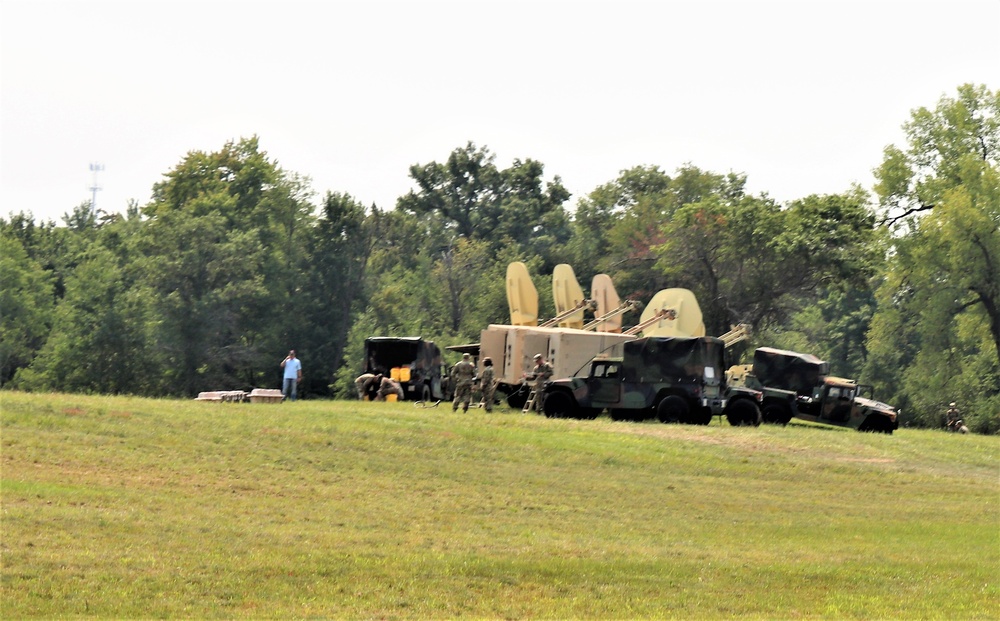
[727,347,899,433]
[364,337,449,401]
[541,336,764,426]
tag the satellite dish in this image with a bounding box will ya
[506,262,538,326]
[640,288,706,337]
[590,274,622,333]
[552,264,586,329]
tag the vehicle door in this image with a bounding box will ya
[587,360,622,406]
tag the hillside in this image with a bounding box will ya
[2,391,997,619]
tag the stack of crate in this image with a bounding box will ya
[249,388,284,403]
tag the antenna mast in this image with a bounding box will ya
[89,162,104,216]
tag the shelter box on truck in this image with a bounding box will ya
[478,324,633,407]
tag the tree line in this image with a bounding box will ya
[2,84,997,432]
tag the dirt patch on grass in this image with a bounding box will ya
[595,421,828,456]
[601,422,750,446]
[62,408,86,416]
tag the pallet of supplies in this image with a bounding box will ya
[249,388,284,404]
[195,390,248,402]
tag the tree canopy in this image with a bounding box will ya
[2,85,996,432]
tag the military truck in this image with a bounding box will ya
[480,324,636,408]
[726,347,899,433]
[364,337,449,401]
[541,336,764,426]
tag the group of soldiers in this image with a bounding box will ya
[451,352,552,413]
[353,372,404,402]
[355,352,554,413]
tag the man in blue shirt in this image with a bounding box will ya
[281,350,303,401]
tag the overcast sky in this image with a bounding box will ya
[2,0,998,225]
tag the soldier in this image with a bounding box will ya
[354,373,378,400]
[376,376,404,401]
[945,402,962,429]
[525,353,553,412]
[451,353,476,412]
[480,357,496,413]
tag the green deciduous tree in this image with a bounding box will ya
[0,232,54,385]
[14,244,158,394]
[398,142,571,268]
[137,137,312,396]
[867,84,1000,432]
[295,193,385,395]
[651,177,882,339]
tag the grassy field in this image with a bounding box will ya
[1,391,997,620]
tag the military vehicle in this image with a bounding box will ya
[481,324,636,408]
[726,347,899,433]
[541,336,764,426]
[474,262,750,409]
[477,262,651,408]
[363,337,449,401]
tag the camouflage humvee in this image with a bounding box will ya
[542,336,763,426]
[726,347,899,433]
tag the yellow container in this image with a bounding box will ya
[390,368,401,381]
[386,393,398,403]
[399,367,411,382]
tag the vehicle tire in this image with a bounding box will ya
[657,395,690,424]
[726,399,762,427]
[610,408,635,422]
[695,408,714,425]
[859,416,894,434]
[761,403,791,425]
[877,417,895,435]
[543,391,575,419]
[577,407,602,420]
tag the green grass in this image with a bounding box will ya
[2,391,997,619]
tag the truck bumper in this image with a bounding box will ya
[702,397,725,414]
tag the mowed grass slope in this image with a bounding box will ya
[1,391,997,620]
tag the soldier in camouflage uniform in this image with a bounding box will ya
[355,373,378,400]
[451,353,476,412]
[480,357,497,412]
[526,353,553,412]
[376,376,404,401]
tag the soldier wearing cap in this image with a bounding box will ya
[525,353,553,412]
[480,357,497,412]
[945,401,961,428]
[451,353,476,412]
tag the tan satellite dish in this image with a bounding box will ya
[552,264,586,329]
[506,262,538,326]
[640,288,706,337]
[590,274,622,333]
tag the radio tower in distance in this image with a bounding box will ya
[89,162,104,217]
